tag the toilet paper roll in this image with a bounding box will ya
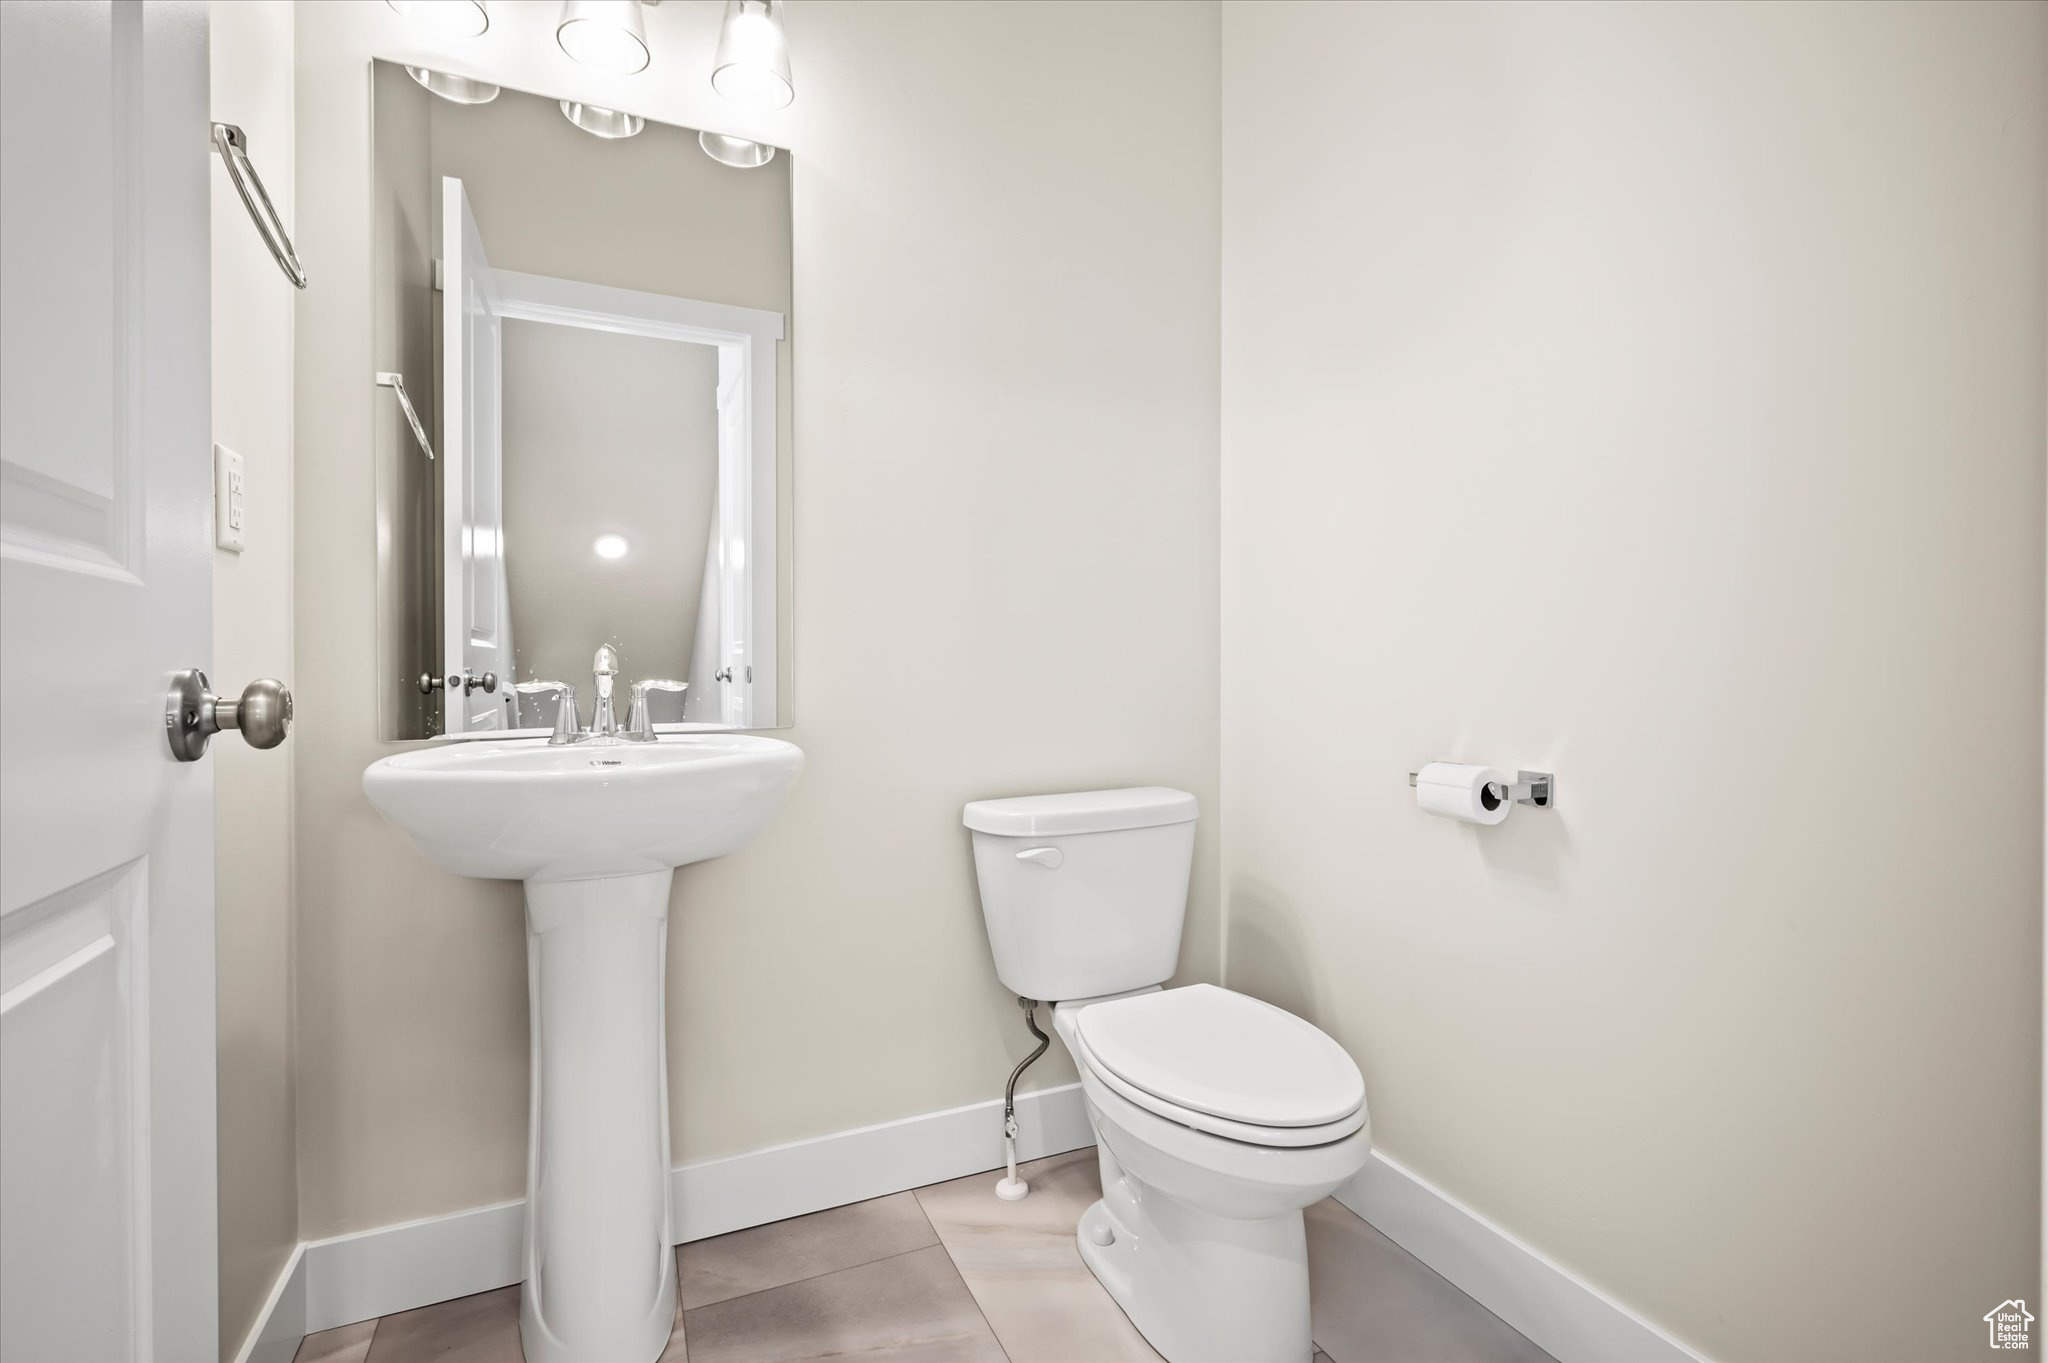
[1415,762,1511,825]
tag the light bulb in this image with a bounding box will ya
[560,102,645,139]
[594,534,630,560]
[710,0,793,111]
[556,0,651,76]
[698,131,777,168]
[405,67,501,105]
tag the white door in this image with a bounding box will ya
[713,349,752,726]
[0,2,219,1360]
[441,176,513,732]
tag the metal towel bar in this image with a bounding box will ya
[211,122,306,290]
[375,373,436,461]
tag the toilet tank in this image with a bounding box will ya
[963,787,1198,1002]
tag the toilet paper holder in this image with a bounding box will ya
[1407,767,1556,809]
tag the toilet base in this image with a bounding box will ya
[1075,1147,1314,1363]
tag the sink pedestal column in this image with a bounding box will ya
[517,868,678,1363]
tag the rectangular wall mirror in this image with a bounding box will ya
[370,59,792,740]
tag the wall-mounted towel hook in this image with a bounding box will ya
[211,123,306,289]
[375,372,435,461]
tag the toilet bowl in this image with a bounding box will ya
[963,788,1371,1363]
[1053,987,1371,1363]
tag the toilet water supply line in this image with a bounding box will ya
[996,996,1050,1201]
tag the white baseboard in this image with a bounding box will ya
[229,1242,307,1363]
[238,1088,1702,1363]
[275,1081,1090,1337]
[671,1074,1093,1241]
[303,1198,524,1337]
[1337,1150,1710,1363]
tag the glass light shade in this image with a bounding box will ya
[698,131,777,169]
[710,0,793,111]
[385,0,490,37]
[556,0,651,76]
[405,66,501,105]
[559,101,645,139]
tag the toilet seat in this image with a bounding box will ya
[1071,985,1367,1148]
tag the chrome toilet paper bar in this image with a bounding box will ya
[1407,767,1555,808]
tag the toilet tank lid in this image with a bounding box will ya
[962,786,1198,836]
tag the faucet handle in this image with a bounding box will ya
[513,680,581,744]
[624,679,688,742]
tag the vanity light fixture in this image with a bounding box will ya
[698,131,777,168]
[560,101,645,139]
[711,0,794,111]
[384,0,490,37]
[556,0,652,76]
[593,534,631,560]
[405,66,502,105]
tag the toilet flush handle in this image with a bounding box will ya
[1015,846,1063,869]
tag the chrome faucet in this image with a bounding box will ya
[589,644,622,739]
[522,648,666,745]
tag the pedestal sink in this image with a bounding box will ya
[362,734,803,1363]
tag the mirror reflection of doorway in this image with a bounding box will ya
[439,176,783,736]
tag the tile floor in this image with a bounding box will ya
[294,1147,1553,1363]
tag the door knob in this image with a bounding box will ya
[420,671,495,695]
[714,667,734,683]
[166,669,293,761]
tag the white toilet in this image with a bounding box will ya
[964,787,1371,1363]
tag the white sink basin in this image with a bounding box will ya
[363,733,803,882]
[362,734,802,1363]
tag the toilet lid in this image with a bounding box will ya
[1074,984,1364,1128]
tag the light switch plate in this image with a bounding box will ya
[214,443,246,553]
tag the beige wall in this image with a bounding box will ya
[501,321,718,699]
[1220,3,2044,1360]
[210,1,298,1353]
[295,0,1220,1237]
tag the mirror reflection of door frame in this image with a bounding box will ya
[481,268,784,730]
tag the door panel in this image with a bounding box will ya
[441,176,512,731]
[0,862,149,1361]
[714,354,749,726]
[0,0,135,575]
[0,2,218,1359]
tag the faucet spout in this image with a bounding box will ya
[590,644,623,737]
